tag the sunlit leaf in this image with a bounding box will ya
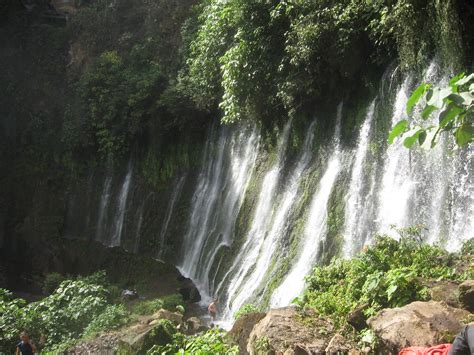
[449,72,465,89]
[427,87,453,108]
[406,83,430,114]
[388,120,409,144]
[454,73,474,87]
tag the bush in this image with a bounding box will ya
[299,235,465,328]
[83,304,129,339]
[234,304,261,319]
[147,328,238,355]
[0,279,110,352]
[132,294,184,316]
[42,272,66,295]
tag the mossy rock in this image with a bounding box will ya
[118,320,175,355]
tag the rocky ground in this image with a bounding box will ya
[229,279,474,354]
[68,279,473,354]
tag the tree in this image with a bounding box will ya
[389,73,474,148]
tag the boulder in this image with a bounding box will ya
[247,307,334,355]
[325,333,359,354]
[228,312,266,354]
[185,316,209,335]
[459,280,474,312]
[150,309,183,325]
[347,303,368,330]
[178,279,201,303]
[367,301,470,353]
[429,280,460,307]
[118,320,175,354]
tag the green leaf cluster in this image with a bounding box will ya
[0,272,129,353]
[132,294,185,316]
[299,234,470,329]
[233,303,262,320]
[181,0,464,125]
[147,328,238,355]
[389,73,474,148]
[71,44,167,158]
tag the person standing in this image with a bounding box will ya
[16,331,36,355]
[208,298,219,321]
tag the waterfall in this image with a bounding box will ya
[110,161,133,247]
[134,192,154,253]
[178,124,260,298]
[96,175,113,243]
[216,121,291,319]
[158,175,186,259]
[270,105,343,307]
[223,121,316,318]
[446,146,474,251]
[376,78,414,235]
[68,59,472,323]
[342,100,376,257]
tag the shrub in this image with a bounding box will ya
[299,235,464,327]
[42,272,66,295]
[234,304,261,319]
[0,279,110,352]
[147,328,238,355]
[132,294,184,316]
[82,304,129,339]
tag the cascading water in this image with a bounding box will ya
[270,105,343,308]
[223,121,316,318]
[158,175,186,259]
[69,59,472,326]
[178,124,260,299]
[215,122,291,320]
[96,175,113,243]
[342,101,376,257]
[376,78,415,235]
[110,161,133,247]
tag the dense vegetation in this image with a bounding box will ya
[147,329,238,355]
[298,232,473,343]
[0,271,185,353]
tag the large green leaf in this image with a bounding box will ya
[449,73,465,90]
[427,87,453,108]
[454,73,474,87]
[406,83,430,114]
[403,128,425,148]
[439,104,463,128]
[388,120,409,144]
[421,105,437,120]
[455,125,474,147]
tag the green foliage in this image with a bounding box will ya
[0,280,109,352]
[72,45,166,158]
[0,271,131,353]
[82,304,129,339]
[147,328,238,355]
[254,336,270,353]
[181,0,464,124]
[299,234,467,328]
[389,73,474,148]
[42,272,66,295]
[77,270,122,301]
[234,304,261,320]
[132,294,185,316]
